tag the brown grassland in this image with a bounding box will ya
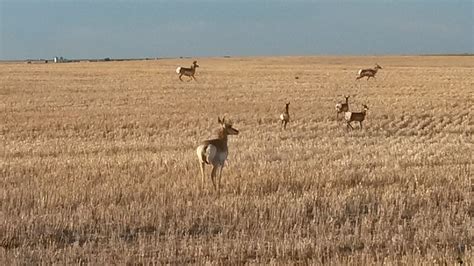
[1,56,473,264]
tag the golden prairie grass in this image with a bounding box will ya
[1,56,473,264]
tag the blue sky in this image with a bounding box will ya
[0,0,472,60]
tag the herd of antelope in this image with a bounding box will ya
[175,61,383,191]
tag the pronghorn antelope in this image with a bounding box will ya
[196,117,239,191]
[345,104,369,130]
[176,61,199,81]
[335,95,350,119]
[356,64,382,80]
[280,102,290,129]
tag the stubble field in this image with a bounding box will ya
[1,56,473,264]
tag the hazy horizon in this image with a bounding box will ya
[0,0,472,60]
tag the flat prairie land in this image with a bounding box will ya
[1,56,473,264]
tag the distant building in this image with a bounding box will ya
[54,56,67,63]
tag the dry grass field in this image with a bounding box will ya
[1,56,473,264]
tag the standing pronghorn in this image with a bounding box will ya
[335,96,350,119]
[176,61,199,81]
[280,102,290,129]
[356,64,382,80]
[345,104,369,130]
[196,117,239,191]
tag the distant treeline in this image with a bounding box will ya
[420,53,473,56]
[17,57,198,64]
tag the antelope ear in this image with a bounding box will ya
[218,117,222,124]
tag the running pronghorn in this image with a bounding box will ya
[356,64,382,80]
[280,102,290,129]
[345,104,369,130]
[196,117,239,191]
[335,95,350,119]
[176,61,199,81]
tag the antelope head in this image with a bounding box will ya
[218,117,239,135]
